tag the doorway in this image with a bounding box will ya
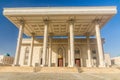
[58,46,65,67]
[75,59,81,67]
[58,58,63,67]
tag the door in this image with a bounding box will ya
[75,59,80,67]
[58,58,63,67]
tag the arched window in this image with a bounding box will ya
[75,47,80,58]
[92,49,96,54]
[58,47,64,58]
[75,48,80,54]
[24,47,29,65]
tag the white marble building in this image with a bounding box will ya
[3,6,117,67]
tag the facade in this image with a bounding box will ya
[0,55,14,66]
[3,6,117,67]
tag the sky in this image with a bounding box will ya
[0,0,120,58]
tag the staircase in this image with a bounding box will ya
[34,67,78,73]
[1,66,119,73]
[0,66,33,72]
[0,66,78,73]
[79,67,120,73]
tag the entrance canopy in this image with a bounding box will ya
[3,6,117,36]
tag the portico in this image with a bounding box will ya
[3,6,117,67]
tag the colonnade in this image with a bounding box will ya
[14,19,105,67]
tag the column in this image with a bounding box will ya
[28,33,35,66]
[68,35,71,67]
[42,20,48,66]
[14,20,24,66]
[95,20,105,67]
[87,36,92,67]
[69,20,75,67]
[48,36,52,67]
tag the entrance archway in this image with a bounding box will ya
[75,47,81,67]
[58,46,65,67]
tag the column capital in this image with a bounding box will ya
[85,32,90,37]
[93,19,101,25]
[31,32,35,36]
[68,19,75,24]
[43,19,49,24]
[19,20,25,25]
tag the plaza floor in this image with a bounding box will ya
[0,72,120,80]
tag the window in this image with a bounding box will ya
[24,47,29,65]
[75,47,80,58]
[92,50,96,54]
[75,48,80,54]
[93,57,97,59]
[58,47,64,58]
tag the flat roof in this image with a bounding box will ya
[3,6,117,36]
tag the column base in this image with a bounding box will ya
[87,63,92,67]
[12,64,20,66]
[99,65,105,67]
[87,65,92,67]
[48,65,51,67]
[41,65,47,67]
[41,65,44,67]
[28,65,33,67]
[68,65,74,67]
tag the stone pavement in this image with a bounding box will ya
[0,72,120,80]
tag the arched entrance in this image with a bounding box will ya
[58,47,65,67]
[75,47,81,67]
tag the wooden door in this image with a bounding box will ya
[75,59,80,67]
[58,58,63,67]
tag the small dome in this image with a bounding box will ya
[5,53,10,56]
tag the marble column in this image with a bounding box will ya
[42,20,48,66]
[68,35,71,67]
[14,20,24,66]
[28,33,35,66]
[95,21,105,67]
[48,36,52,67]
[87,36,92,67]
[69,20,75,67]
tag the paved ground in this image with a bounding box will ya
[0,72,120,80]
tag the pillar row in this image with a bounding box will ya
[28,33,35,66]
[69,20,75,67]
[42,20,48,66]
[87,36,92,67]
[95,23,105,67]
[14,20,24,66]
[48,36,52,67]
[68,35,71,67]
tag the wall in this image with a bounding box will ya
[19,38,100,67]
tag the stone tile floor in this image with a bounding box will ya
[0,72,120,80]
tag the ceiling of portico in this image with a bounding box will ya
[6,15,111,36]
[3,7,117,36]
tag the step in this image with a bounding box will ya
[80,67,120,73]
[0,66,33,72]
[35,67,78,73]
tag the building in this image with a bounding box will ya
[3,6,117,67]
[111,56,120,66]
[104,54,111,67]
[0,55,14,66]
